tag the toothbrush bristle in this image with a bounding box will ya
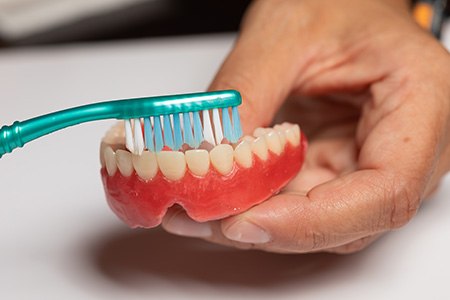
[222,107,234,143]
[192,111,203,148]
[173,113,183,150]
[144,118,155,151]
[133,118,145,155]
[212,108,223,144]
[202,110,216,146]
[153,116,164,152]
[163,115,175,150]
[124,106,243,154]
[183,112,195,147]
[124,119,135,153]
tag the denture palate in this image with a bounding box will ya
[101,122,301,181]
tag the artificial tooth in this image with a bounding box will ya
[116,149,134,177]
[277,131,286,149]
[210,144,234,175]
[293,124,301,140]
[157,151,187,181]
[242,135,255,143]
[264,130,283,155]
[285,124,301,146]
[234,140,253,168]
[185,149,210,177]
[253,127,267,137]
[104,147,117,176]
[100,142,107,167]
[251,137,269,161]
[132,151,158,180]
[273,126,287,150]
[273,124,284,131]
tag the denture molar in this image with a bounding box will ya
[116,149,134,177]
[253,127,268,137]
[285,124,301,146]
[157,151,187,181]
[185,149,210,177]
[242,135,255,143]
[210,144,234,175]
[104,147,117,176]
[234,140,253,168]
[132,151,158,180]
[273,126,287,149]
[264,130,283,155]
[251,136,269,161]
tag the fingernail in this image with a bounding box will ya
[224,221,271,244]
[163,213,212,238]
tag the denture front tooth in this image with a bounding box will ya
[234,140,253,168]
[157,151,186,181]
[253,127,267,137]
[252,136,269,161]
[185,149,210,177]
[285,124,301,146]
[210,144,234,176]
[104,147,117,176]
[264,130,282,155]
[132,151,158,180]
[116,149,134,177]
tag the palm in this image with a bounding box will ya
[276,95,361,194]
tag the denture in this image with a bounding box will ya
[100,122,307,228]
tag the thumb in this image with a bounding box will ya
[208,1,303,134]
[220,170,409,253]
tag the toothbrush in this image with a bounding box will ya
[0,90,242,158]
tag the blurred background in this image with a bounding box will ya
[0,0,252,47]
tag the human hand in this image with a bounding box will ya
[162,0,450,253]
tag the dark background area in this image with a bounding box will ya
[0,0,252,47]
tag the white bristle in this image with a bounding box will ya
[212,108,223,144]
[133,118,145,155]
[179,113,184,130]
[202,110,216,146]
[124,119,135,153]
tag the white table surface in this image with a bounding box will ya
[0,34,449,300]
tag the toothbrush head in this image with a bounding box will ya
[123,90,243,154]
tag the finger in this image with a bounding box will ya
[324,234,382,254]
[217,169,405,253]
[161,206,213,238]
[208,0,309,133]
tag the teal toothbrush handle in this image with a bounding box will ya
[0,102,119,158]
[0,90,241,158]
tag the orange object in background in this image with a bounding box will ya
[414,2,434,30]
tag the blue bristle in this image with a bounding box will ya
[153,116,164,152]
[144,117,154,151]
[183,112,195,147]
[193,111,203,148]
[231,106,242,142]
[163,115,174,149]
[222,108,233,142]
[173,114,183,150]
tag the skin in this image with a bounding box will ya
[162,0,450,254]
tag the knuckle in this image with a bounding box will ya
[296,225,330,252]
[386,176,422,229]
